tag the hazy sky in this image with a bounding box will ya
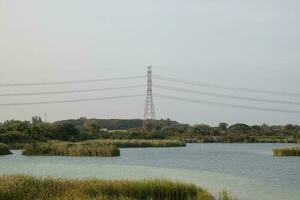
[0,0,300,125]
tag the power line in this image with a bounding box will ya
[154,84,300,106]
[0,85,145,97]
[155,94,300,114]
[0,94,144,106]
[0,75,145,87]
[153,75,300,97]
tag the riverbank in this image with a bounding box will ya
[0,174,235,200]
[1,118,299,149]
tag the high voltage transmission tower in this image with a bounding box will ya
[0,66,299,115]
[144,66,155,121]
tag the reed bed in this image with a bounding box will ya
[22,139,185,156]
[23,142,120,157]
[0,143,12,155]
[273,147,300,156]
[0,175,235,200]
[82,139,186,148]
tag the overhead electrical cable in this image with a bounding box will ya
[0,85,145,97]
[154,84,300,105]
[153,75,300,97]
[0,94,144,106]
[155,94,300,114]
[0,75,146,87]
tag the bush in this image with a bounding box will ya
[0,131,33,144]
[0,143,12,155]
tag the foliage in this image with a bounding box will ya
[0,131,33,144]
[0,143,12,155]
[0,117,299,145]
[0,175,236,200]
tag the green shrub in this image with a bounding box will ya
[0,143,12,155]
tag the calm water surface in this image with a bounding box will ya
[0,143,299,200]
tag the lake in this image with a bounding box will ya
[0,143,299,200]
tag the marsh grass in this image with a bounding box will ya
[0,175,235,200]
[22,139,185,157]
[0,143,12,155]
[218,191,236,200]
[273,147,300,156]
[23,142,120,157]
[82,139,186,148]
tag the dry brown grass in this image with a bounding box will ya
[273,147,300,156]
[23,142,120,157]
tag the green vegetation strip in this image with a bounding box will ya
[22,140,185,157]
[0,143,12,155]
[273,147,300,156]
[82,139,186,148]
[0,175,235,200]
[23,142,120,157]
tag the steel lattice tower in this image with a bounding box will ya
[144,66,155,120]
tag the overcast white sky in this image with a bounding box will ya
[0,0,299,125]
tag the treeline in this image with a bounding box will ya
[0,117,144,145]
[0,116,299,146]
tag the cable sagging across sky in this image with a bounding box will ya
[154,84,300,105]
[0,94,144,106]
[155,94,300,114]
[0,85,145,97]
[153,74,300,97]
[0,75,146,87]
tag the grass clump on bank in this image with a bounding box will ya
[0,175,235,200]
[0,143,12,155]
[82,139,186,148]
[23,142,120,157]
[273,147,300,156]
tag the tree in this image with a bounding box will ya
[228,123,251,133]
[51,123,80,141]
[32,116,42,124]
[218,123,228,131]
[83,120,100,135]
[193,124,210,135]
